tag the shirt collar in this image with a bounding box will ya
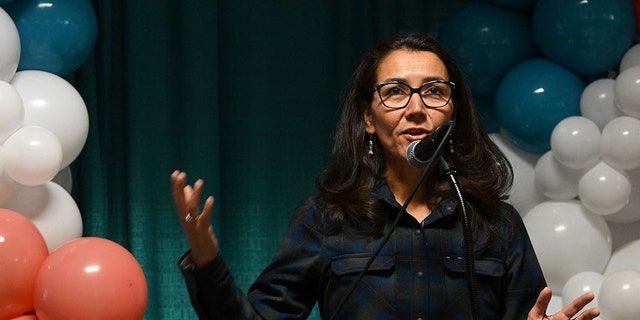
[371,178,458,222]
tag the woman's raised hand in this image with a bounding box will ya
[528,287,600,320]
[171,170,218,267]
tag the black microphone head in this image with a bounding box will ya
[406,120,455,169]
[406,140,429,168]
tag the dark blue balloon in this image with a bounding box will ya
[495,58,584,154]
[438,2,538,98]
[4,0,97,75]
[532,0,635,76]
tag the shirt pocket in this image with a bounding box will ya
[325,254,397,318]
[331,253,395,276]
[443,255,505,277]
[443,255,505,312]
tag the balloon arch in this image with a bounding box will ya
[439,0,640,317]
[0,1,147,319]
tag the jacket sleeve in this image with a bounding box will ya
[178,207,326,319]
[179,251,261,319]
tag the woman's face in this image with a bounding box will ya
[364,49,454,170]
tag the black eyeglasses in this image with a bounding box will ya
[373,80,456,109]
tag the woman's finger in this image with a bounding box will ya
[529,287,552,319]
[171,170,188,214]
[199,195,215,228]
[574,308,600,320]
[170,171,185,202]
[560,292,595,318]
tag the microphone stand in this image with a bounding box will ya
[329,131,481,320]
[439,153,481,320]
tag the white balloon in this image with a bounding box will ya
[580,78,622,130]
[600,116,640,170]
[2,126,63,186]
[562,271,604,311]
[523,200,612,292]
[534,151,584,200]
[1,181,82,252]
[578,162,631,215]
[598,270,640,320]
[490,133,546,214]
[0,8,20,82]
[10,70,89,168]
[551,116,601,169]
[604,239,640,276]
[620,43,640,72]
[0,81,24,143]
[603,167,640,223]
[615,65,640,118]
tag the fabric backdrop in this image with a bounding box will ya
[69,1,469,318]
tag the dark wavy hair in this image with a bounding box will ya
[313,33,514,242]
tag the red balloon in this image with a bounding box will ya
[0,208,48,319]
[10,314,39,320]
[33,237,148,320]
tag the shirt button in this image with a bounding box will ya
[416,271,424,278]
[414,229,422,235]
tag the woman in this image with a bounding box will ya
[171,34,599,319]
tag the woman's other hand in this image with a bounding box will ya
[528,287,600,320]
[171,170,218,267]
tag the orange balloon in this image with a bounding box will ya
[0,208,48,319]
[34,237,148,320]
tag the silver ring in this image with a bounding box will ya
[185,212,194,223]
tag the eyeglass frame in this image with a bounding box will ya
[373,79,456,109]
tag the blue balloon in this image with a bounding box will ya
[532,0,635,76]
[495,58,584,154]
[438,2,538,98]
[4,0,97,75]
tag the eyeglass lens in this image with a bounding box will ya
[378,82,452,108]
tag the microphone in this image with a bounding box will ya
[406,120,455,168]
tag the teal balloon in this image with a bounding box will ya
[4,0,97,75]
[532,0,635,76]
[495,58,584,154]
[439,2,538,98]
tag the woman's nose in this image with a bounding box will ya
[405,92,427,116]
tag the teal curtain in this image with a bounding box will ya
[69,1,468,318]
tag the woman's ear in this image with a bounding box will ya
[364,109,375,135]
